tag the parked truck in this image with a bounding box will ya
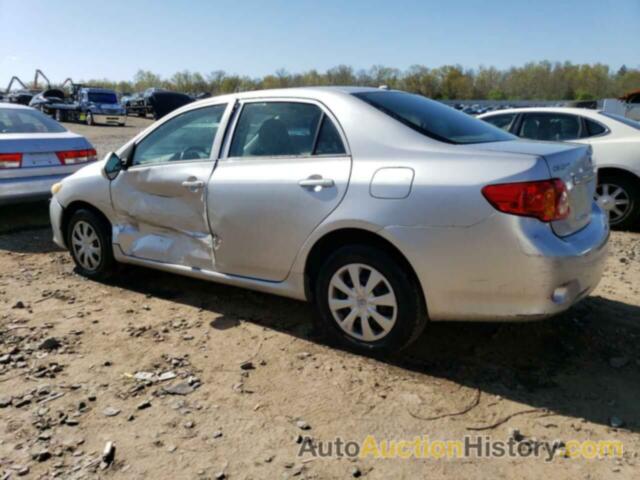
[30,84,126,126]
[123,87,193,119]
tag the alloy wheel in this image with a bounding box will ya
[595,183,631,225]
[71,221,102,271]
[327,263,397,342]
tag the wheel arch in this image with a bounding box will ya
[61,200,112,247]
[303,227,425,306]
[597,166,640,185]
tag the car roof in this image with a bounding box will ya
[81,87,116,93]
[0,102,36,111]
[189,86,387,107]
[479,107,604,118]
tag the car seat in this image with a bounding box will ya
[254,118,293,156]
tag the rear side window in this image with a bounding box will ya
[353,91,514,144]
[519,113,581,141]
[483,114,516,131]
[0,108,66,134]
[229,102,345,157]
[314,116,346,155]
[584,119,608,137]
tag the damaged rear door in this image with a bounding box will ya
[110,104,228,270]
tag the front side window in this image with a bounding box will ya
[229,102,331,157]
[132,105,226,166]
[482,113,516,132]
[353,91,514,144]
[0,108,66,134]
[519,113,581,141]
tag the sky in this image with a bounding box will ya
[0,0,638,86]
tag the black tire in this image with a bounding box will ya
[314,245,427,355]
[66,209,115,280]
[86,111,94,126]
[597,172,640,231]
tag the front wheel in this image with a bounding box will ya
[314,245,427,354]
[86,111,94,126]
[66,209,115,279]
[595,172,640,230]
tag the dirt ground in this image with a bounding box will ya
[0,118,639,479]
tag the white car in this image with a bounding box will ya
[479,107,640,229]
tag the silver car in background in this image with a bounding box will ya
[49,87,609,353]
[0,103,96,205]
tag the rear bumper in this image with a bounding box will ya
[0,173,71,206]
[384,204,609,321]
[93,114,126,125]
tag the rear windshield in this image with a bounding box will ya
[353,91,515,144]
[0,108,66,134]
[599,112,640,130]
[88,92,118,104]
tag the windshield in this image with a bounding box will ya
[599,112,640,130]
[353,91,515,144]
[0,108,66,134]
[88,92,118,104]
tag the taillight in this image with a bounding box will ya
[482,179,570,222]
[56,148,97,165]
[0,153,22,169]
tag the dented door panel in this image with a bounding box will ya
[111,161,216,270]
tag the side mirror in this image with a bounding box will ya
[103,152,124,180]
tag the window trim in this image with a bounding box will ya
[127,103,230,169]
[220,97,350,162]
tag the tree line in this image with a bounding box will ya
[80,61,639,100]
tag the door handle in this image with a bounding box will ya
[182,179,205,190]
[298,176,335,189]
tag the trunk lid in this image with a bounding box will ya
[474,140,596,236]
[541,143,595,236]
[0,132,93,178]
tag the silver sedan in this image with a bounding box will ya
[0,103,96,205]
[49,87,609,353]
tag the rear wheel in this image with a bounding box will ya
[314,245,427,354]
[66,209,115,279]
[595,172,640,230]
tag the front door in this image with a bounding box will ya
[208,99,351,281]
[111,104,228,270]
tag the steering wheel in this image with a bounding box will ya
[177,146,208,160]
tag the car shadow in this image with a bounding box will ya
[0,201,51,235]
[100,263,640,434]
[0,225,63,254]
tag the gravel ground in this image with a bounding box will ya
[0,119,639,479]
